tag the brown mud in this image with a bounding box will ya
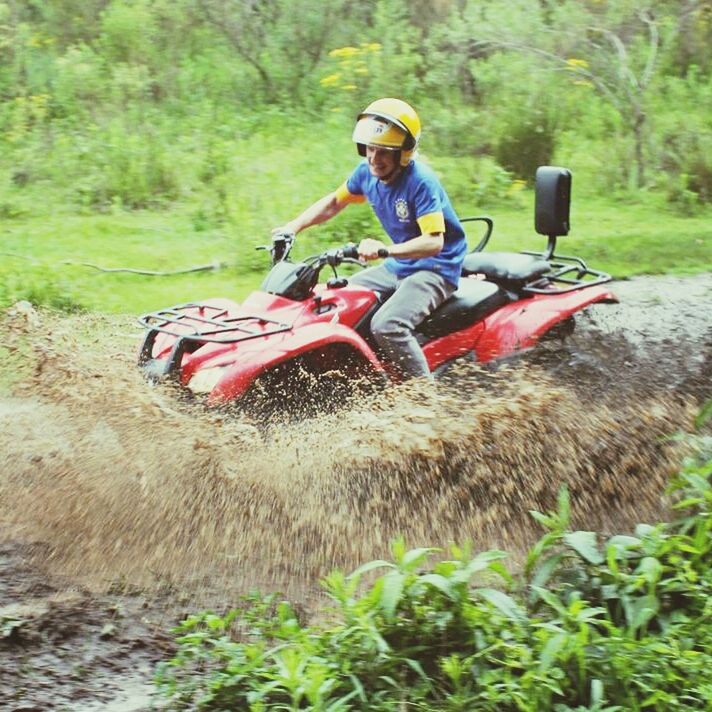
[0,273,710,710]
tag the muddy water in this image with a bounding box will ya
[0,273,710,708]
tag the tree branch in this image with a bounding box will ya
[63,261,228,276]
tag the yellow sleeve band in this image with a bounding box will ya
[335,182,366,205]
[417,211,445,235]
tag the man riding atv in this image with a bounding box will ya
[273,98,468,380]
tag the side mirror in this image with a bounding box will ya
[535,166,571,237]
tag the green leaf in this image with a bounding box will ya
[349,559,395,579]
[452,550,509,583]
[476,588,526,622]
[487,560,514,584]
[391,537,407,564]
[380,571,405,620]
[405,657,429,681]
[402,547,438,571]
[530,552,565,591]
[564,530,604,564]
[526,532,562,575]
[347,674,366,703]
[532,586,568,616]
[591,678,604,705]
[635,523,657,538]
[694,398,712,430]
[636,556,663,584]
[539,632,567,672]
[607,535,642,551]
[529,510,555,527]
[626,594,660,632]
[419,573,453,598]
[557,486,571,526]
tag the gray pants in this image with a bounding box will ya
[349,265,456,379]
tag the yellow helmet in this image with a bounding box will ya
[352,98,421,167]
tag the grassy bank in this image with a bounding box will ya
[2,185,710,315]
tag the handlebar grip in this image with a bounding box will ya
[341,244,391,259]
[342,244,359,259]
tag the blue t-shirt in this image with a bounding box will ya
[344,160,467,287]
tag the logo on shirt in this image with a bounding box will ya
[395,199,409,221]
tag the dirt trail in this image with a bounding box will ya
[0,273,710,709]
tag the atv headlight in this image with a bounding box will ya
[188,366,229,394]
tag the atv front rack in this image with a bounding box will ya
[138,303,292,355]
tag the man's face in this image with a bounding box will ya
[366,145,399,180]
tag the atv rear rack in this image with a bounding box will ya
[521,251,612,295]
[138,303,292,347]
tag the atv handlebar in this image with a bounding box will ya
[257,236,389,268]
[256,232,296,265]
[341,244,390,260]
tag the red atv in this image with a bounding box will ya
[137,167,617,406]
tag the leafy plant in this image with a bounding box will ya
[156,440,712,711]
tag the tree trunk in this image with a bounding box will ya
[633,112,646,188]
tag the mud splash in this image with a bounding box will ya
[1,274,710,709]
[1,277,709,597]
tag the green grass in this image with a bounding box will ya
[1,129,710,315]
[2,194,710,315]
[492,194,712,277]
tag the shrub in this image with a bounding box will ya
[0,267,85,312]
[495,110,557,184]
[156,429,712,711]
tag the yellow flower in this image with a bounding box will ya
[507,179,527,195]
[566,57,589,69]
[341,84,357,91]
[319,73,342,87]
[361,42,382,53]
[328,46,361,59]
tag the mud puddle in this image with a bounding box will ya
[0,540,173,710]
[0,273,710,709]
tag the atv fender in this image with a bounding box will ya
[475,285,617,362]
[206,322,384,404]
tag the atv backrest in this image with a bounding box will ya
[535,166,571,237]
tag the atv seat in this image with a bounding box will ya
[461,252,551,288]
[417,277,510,342]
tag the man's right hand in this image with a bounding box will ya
[358,238,389,261]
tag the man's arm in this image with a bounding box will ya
[273,192,349,236]
[358,233,444,260]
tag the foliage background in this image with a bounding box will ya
[0,0,711,312]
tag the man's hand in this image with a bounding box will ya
[271,224,297,237]
[358,238,389,261]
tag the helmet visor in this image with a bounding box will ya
[352,116,406,150]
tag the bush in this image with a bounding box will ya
[0,266,85,312]
[72,118,181,211]
[663,131,712,212]
[495,110,557,184]
[156,428,712,711]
